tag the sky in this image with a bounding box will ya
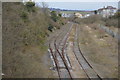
[34,0,119,2]
[32,0,119,10]
[46,2,118,10]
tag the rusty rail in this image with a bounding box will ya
[75,24,102,80]
[54,24,73,79]
[49,23,73,79]
[49,41,61,79]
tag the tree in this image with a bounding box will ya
[41,2,49,16]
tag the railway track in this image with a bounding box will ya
[73,24,102,80]
[48,22,103,79]
[48,23,73,79]
[54,24,73,79]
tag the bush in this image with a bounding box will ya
[58,13,62,17]
[20,11,28,21]
[74,15,102,24]
[25,2,36,12]
[51,11,59,22]
[75,14,118,28]
[48,24,53,32]
[26,2,35,7]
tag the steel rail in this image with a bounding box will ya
[54,24,73,79]
[76,24,102,80]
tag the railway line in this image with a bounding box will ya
[49,23,73,79]
[73,24,102,80]
[48,22,103,79]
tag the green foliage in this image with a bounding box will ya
[103,12,119,28]
[51,11,59,22]
[58,13,62,17]
[26,2,35,7]
[104,18,118,28]
[2,2,68,78]
[48,24,53,32]
[75,15,102,24]
[25,2,36,12]
[61,22,64,25]
[111,12,120,18]
[20,11,28,21]
[75,14,118,28]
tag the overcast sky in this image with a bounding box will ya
[34,0,119,2]
[34,0,119,10]
[46,2,118,10]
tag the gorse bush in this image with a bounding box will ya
[51,11,59,22]
[25,2,36,12]
[26,2,35,7]
[47,11,67,31]
[48,24,53,32]
[58,13,62,17]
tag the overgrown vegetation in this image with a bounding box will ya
[49,11,68,31]
[74,15,103,24]
[74,12,120,28]
[2,2,67,78]
[103,12,120,27]
[25,1,36,12]
[50,11,58,22]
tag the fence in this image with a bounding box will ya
[98,24,120,41]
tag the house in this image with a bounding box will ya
[61,13,73,17]
[97,6,117,18]
[74,13,82,18]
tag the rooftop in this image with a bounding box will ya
[98,6,117,11]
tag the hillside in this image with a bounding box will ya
[2,2,66,78]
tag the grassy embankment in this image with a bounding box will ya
[2,2,67,78]
[60,11,91,15]
[74,13,119,28]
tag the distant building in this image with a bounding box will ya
[82,14,91,18]
[61,13,73,17]
[80,11,95,18]
[74,13,83,18]
[97,6,117,18]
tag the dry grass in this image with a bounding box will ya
[75,14,118,28]
[78,24,118,78]
[68,25,76,42]
[2,2,55,78]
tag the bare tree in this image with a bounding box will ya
[41,2,49,16]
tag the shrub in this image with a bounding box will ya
[51,11,59,22]
[26,2,35,7]
[20,11,28,21]
[25,2,36,12]
[48,24,53,32]
[74,15,102,24]
[58,13,62,17]
[105,19,118,28]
